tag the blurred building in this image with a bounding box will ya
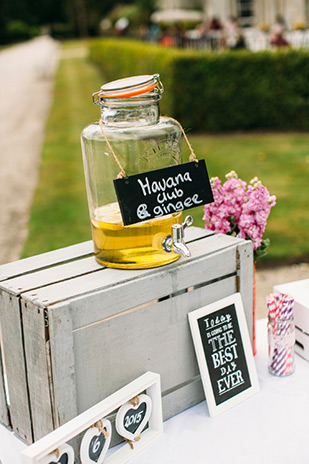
[157,0,309,28]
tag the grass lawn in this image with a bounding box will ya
[183,132,309,263]
[21,43,309,265]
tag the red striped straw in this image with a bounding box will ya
[266,293,294,321]
[266,294,277,318]
[267,292,295,376]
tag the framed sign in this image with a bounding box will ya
[188,293,259,417]
[113,160,214,226]
[21,372,162,464]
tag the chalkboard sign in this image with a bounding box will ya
[113,160,214,226]
[188,293,259,417]
[80,419,111,464]
[42,444,74,464]
[123,401,148,434]
[50,454,68,464]
[89,432,105,461]
[115,393,152,442]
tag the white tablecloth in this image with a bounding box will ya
[1,319,308,464]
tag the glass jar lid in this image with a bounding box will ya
[93,74,163,104]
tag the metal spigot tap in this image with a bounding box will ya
[162,215,193,257]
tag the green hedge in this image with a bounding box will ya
[89,39,309,132]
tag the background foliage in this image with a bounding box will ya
[89,39,309,132]
[0,0,155,43]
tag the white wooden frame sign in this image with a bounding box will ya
[21,371,162,464]
[188,293,259,417]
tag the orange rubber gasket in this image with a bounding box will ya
[100,83,158,99]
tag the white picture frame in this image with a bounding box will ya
[188,293,259,417]
[21,371,162,464]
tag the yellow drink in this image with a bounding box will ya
[91,202,182,269]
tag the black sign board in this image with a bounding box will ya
[88,431,106,462]
[197,304,251,406]
[113,160,213,226]
[189,294,259,417]
[123,401,148,434]
[50,454,68,464]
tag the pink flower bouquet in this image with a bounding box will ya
[203,171,276,261]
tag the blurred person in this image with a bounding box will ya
[115,17,129,36]
[274,14,287,33]
[208,16,223,31]
[270,14,289,48]
[148,22,160,42]
[139,23,149,40]
[230,30,246,50]
[160,26,177,47]
[225,16,247,50]
[225,16,238,48]
[207,16,225,50]
[270,25,289,48]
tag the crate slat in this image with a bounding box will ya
[0,343,9,426]
[22,301,55,441]
[236,241,254,338]
[67,246,239,332]
[48,305,78,431]
[0,228,208,287]
[0,291,33,442]
[20,234,240,308]
[0,241,93,282]
[1,256,103,297]
[162,375,204,420]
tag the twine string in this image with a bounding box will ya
[167,117,199,163]
[130,395,140,407]
[95,419,109,438]
[124,435,141,450]
[99,117,198,179]
[95,420,109,438]
[121,395,142,450]
[99,119,126,179]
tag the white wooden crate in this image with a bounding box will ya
[0,227,253,444]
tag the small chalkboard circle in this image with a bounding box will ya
[50,454,68,464]
[80,419,112,464]
[123,402,147,435]
[115,394,152,441]
[42,444,74,464]
[89,431,105,461]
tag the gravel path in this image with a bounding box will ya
[0,36,59,265]
[0,37,308,318]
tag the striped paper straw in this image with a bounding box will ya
[267,292,295,376]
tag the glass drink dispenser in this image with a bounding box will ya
[81,74,192,269]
